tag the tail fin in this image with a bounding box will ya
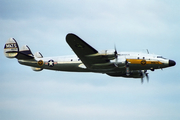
[20,45,34,57]
[34,52,43,58]
[4,38,19,58]
[17,45,34,59]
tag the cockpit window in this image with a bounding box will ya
[157,56,167,59]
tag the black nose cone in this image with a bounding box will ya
[169,60,176,66]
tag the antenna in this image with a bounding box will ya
[146,49,149,54]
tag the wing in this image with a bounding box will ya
[66,33,115,69]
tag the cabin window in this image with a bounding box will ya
[157,56,167,59]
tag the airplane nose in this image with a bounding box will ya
[169,60,176,66]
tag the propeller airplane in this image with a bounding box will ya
[4,33,176,83]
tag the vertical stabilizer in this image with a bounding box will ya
[16,45,34,59]
[34,52,43,58]
[4,38,19,58]
[19,45,34,57]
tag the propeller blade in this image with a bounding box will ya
[140,70,149,83]
[126,60,130,76]
[114,45,118,67]
[141,77,144,84]
[140,71,144,84]
[146,73,149,82]
[114,45,118,58]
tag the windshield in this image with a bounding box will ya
[157,56,167,59]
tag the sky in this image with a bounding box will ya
[0,0,180,120]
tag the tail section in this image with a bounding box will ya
[4,38,44,72]
[4,38,19,58]
[4,38,34,60]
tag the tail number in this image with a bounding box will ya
[5,43,17,49]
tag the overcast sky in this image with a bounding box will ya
[0,0,180,120]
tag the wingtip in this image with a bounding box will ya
[66,33,80,42]
[66,33,76,37]
[67,33,75,35]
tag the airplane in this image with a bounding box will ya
[4,33,176,83]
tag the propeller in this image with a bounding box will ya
[114,45,118,67]
[141,70,149,83]
[113,45,130,77]
[125,60,130,76]
[114,45,118,58]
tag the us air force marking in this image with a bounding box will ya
[141,60,146,65]
[48,60,54,67]
[37,60,44,66]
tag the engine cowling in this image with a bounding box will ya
[98,50,116,60]
[87,50,117,60]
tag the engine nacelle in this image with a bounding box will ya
[98,50,116,60]
[87,50,117,60]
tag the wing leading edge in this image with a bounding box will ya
[66,33,114,69]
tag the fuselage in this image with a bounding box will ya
[18,52,175,74]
